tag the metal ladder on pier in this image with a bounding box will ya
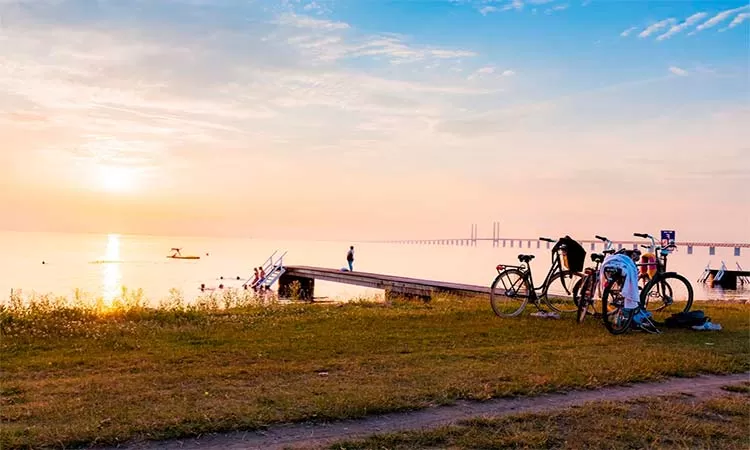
[697,261,712,283]
[737,263,749,286]
[715,261,727,283]
[247,250,287,290]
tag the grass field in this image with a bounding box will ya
[328,388,750,449]
[1,292,748,449]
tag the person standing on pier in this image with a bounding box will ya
[346,246,355,271]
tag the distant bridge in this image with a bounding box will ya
[365,223,748,256]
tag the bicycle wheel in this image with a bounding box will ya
[542,270,584,314]
[577,273,597,324]
[601,277,633,335]
[490,268,530,317]
[640,272,693,316]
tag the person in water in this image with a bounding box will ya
[346,246,354,271]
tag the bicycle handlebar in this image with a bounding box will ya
[634,232,657,250]
[539,237,556,243]
[595,235,608,242]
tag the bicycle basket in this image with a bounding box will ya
[555,235,586,273]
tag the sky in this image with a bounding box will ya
[0,0,748,242]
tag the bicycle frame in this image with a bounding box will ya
[497,241,566,302]
[582,235,613,301]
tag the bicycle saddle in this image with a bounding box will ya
[517,254,535,263]
[602,249,615,255]
[591,253,604,263]
[603,267,624,278]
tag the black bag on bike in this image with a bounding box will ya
[663,310,709,328]
[555,236,586,273]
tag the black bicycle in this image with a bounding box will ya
[600,263,637,334]
[490,235,585,317]
[633,232,693,317]
[576,235,616,324]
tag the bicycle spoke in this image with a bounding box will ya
[641,273,693,318]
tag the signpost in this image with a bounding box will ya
[661,230,676,253]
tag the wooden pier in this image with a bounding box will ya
[278,266,490,301]
[700,269,750,290]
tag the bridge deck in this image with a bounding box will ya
[282,266,490,299]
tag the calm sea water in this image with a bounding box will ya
[1,231,747,305]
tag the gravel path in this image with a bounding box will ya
[107,372,749,450]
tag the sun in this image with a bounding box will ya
[97,165,137,193]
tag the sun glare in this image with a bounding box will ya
[98,165,137,193]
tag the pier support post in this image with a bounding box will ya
[278,273,315,301]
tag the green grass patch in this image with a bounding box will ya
[329,391,750,449]
[722,381,750,394]
[1,294,748,449]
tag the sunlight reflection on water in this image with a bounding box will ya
[101,234,122,303]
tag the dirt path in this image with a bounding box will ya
[109,372,749,450]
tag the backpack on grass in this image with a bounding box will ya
[663,310,709,329]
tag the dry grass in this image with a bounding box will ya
[1,293,748,449]
[329,391,750,449]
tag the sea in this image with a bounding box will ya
[1,231,748,306]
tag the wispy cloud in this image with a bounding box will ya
[656,12,707,40]
[720,12,749,32]
[503,0,525,12]
[275,13,349,30]
[545,4,568,14]
[620,26,637,37]
[627,6,748,40]
[669,66,688,77]
[468,66,495,80]
[638,18,676,38]
[0,4,495,183]
[690,5,750,35]
[280,14,476,64]
[479,6,498,15]
[477,0,568,16]
[467,66,515,81]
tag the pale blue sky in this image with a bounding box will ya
[0,0,748,240]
